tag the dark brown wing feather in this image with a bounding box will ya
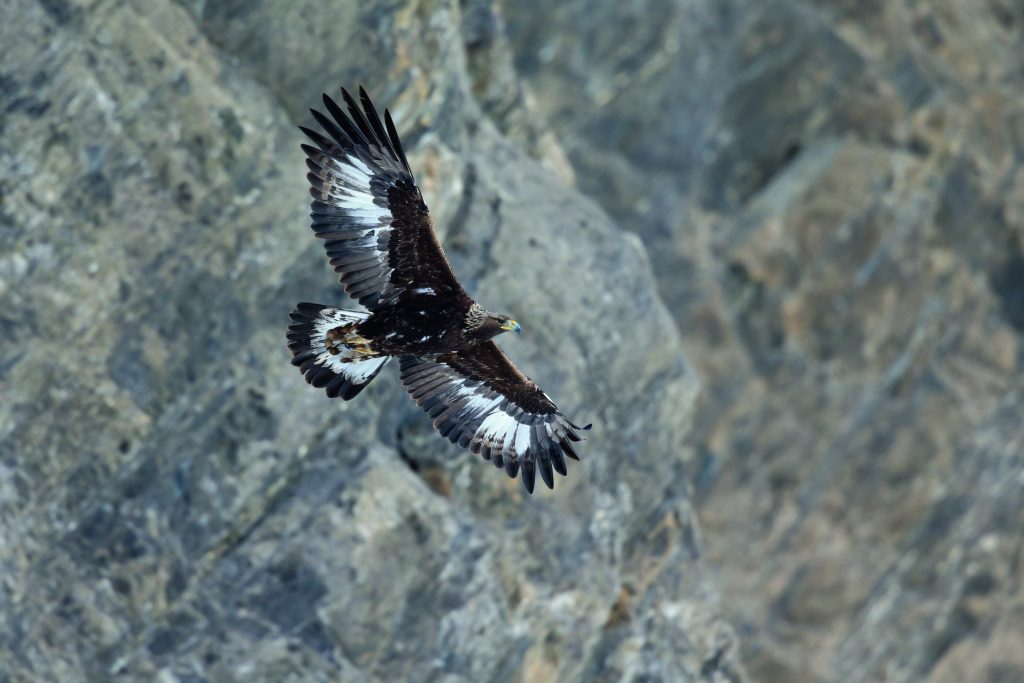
[399,342,588,494]
[301,86,466,309]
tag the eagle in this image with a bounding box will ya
[286,87,590,494]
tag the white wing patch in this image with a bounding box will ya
[305,139,400,308]
[478,411,515,444]
[398,355,586,493]
[464,392,501,417]
[513,423,531,455]
[321,157,390,225]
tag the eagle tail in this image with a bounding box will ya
[287,302,389,400]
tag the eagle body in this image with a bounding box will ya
[358,293,473,356]
[287,87,589,493]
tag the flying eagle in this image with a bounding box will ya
[286,87,589,493]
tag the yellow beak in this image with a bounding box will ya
[501,319,522,334]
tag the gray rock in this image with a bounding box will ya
[504,0,1024,681]
[0,1,739,682]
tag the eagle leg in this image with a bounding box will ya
[325,326,378,358]
[343,333,373,348]
[350,344,379,358]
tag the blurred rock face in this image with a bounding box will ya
[504,1,1024,682]
[0,1,737,682]
[5,0,1022,682]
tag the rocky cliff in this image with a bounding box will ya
[502,1,1024,682]
[1,1,739,682]
[4,1,1023,682]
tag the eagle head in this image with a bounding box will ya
[466,303,521,340]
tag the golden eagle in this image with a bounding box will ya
[287,87,590,493]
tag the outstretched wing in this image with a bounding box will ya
[399,343,589,493]
[301,86,466,310]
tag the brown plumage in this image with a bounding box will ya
[287,86,590,493]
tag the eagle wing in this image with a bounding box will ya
[301,87,466,309]
[399,343,589,494]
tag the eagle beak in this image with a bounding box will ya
[502,320,522,334]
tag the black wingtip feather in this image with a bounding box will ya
[521,459,536,494]
[300,127,343,162]
[310,108,351,151]
[341,87,381,149]
[537,456,554,490]
[550,445,568,476]
[299,124,324,144]
[505,458,520,479]
[384,109,411,173]
[561,415,593,431]
[358,86,399,162]
[323,93,368,149]
[561,438,580,461]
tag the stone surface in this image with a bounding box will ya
[0,1,739,682]
[8,0,1022,681]
[503,1,1024,682]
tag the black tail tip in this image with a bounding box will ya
[291,302,328,321]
